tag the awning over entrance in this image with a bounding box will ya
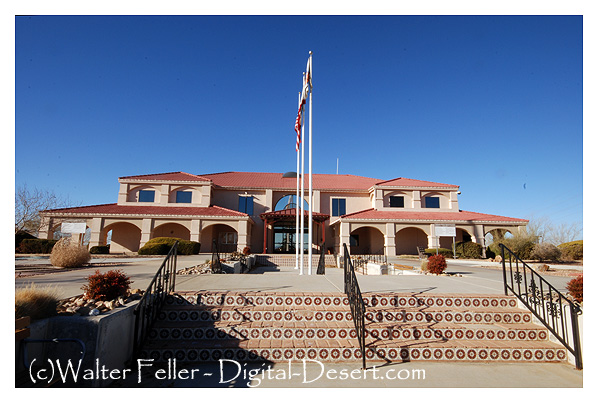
[260,208,330,223]
[259,209,330,254]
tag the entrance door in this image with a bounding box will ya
[273,225,308,253]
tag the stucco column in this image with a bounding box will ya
[140,218,154,247]
[190,219,201,243]
[88,217,104,247]
[384,222,396,257]
[473,224,487,258]
[428,224,439,249]
[237,220,250,251]
[339,222,351,254]
[37,216,53,239]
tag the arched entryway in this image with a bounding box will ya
[438,228,473,249]
[101,222,142,253]
[349,226,384,255]
[152,222,191,240]
[200,224,238,253]
[395,227,429,255]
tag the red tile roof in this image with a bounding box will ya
[119,172,212,182]
[341,208,527,223]
[42,203,249,218]
[201,172,381,191]
[375,177,459,188]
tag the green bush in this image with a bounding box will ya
[425,248,453,258]
[16,231,37,250]
[19,239,57,254]
[138,237,200,255]
[89,245,110,254]
[454,241,482,258]
[558,240,583,261]
[490,232,537,260]
[485,247,496,259]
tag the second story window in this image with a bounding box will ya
[238,195,254,215]
[138,190,155,203]
[389,196,404,208]
[424,196,440,208]
[176,191,192,203]
[332,198,346,217]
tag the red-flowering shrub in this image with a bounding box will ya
[427,254,447,275]
[566,275,583,303]
[242,246,251,255]
[82,269,131,301]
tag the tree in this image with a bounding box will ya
[15,184,73,236]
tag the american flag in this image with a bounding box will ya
[294,101,305,151]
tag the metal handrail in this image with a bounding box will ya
[351,248,387,273]
[131,241,178,361]
[316,243,326,275]
[211,239,223,274]
[500,243,582,369]
[343,243,366,369]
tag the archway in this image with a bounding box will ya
[101,222,142,253]
[349,226,384,255]
[274,194,309,210]
[438,228,473,250]
[200,224,238,253]
[395,227,429,255]
[152,222,190,240]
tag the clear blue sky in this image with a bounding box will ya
[15,15,583,234]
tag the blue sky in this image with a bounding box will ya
[14,14,584,234]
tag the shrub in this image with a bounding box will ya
[420,260,428,272]
[242,246,251,255]
[427,254,447,275]
[82,269,132,301]
[19,239,57,254]
[89,245,110,254]
[15,284,60,320]
[566,275,583,303]
[559,240,583,261]
[15,230,37,250]
[424,248,453,258]
[485,247,496,259]
[454,241,482,259]
[490,232,537,260]
[50,238,91,268]
[530,243,561,262]
[138,237,200,255]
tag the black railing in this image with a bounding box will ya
[343,243,366,369]
[351,249,387,273]
[500,243,583,369]
[316,243,326,275]
[211,239,223,274]
[131,241,178,361]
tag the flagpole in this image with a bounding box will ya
[308,51,313,275]
[300,75,306,275]
[295,91,300,272]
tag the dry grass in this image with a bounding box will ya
[15,283,61,320]
[50,238,91,268]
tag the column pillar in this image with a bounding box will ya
[384,222,396,257]
[89,217,104,247]
[339,222,350,254]
[190,219,201,243]
[140,218,154,248]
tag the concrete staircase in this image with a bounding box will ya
[140,291,568,365]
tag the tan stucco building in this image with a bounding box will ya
[39,171,527,256]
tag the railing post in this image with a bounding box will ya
[501,244,508,296]
[569,302,583,370]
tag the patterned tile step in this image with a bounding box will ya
[148,321,550,342]
[157,305,533,325]
[172,292,518,310]
[140,339,567,364]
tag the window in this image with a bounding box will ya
[332,198,346,216]
[138,190,155,203]
[238,196,254,215]
[219,232,238,245]
[425,196,440,208]
[389,196,404,208]
[350,235,359,247]
[176,191,192,203]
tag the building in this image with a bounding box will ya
[39,171,527,256]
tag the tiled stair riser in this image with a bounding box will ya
[140,292,567,364]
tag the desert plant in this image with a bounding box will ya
[566,275,583,303]
[454,241,482,259]
[19,238,57,254]
[50,238,91,268]
[530,242,561,262]
[420,260,428,272]
[138,237,199,255]
[15,284,60,320]
[242,246,251,255]
[558,240,583,261]
[81,269,132,301]
[427,254,447,275]
[490,232,537,260]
